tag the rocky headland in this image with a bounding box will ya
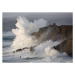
[32,23,73,57]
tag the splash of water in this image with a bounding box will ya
[11,16,47,49]
[11,16,63,57]
[5,16,72,63]
[34,40,61,57]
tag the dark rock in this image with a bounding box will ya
[31,23,73,56]
[13,49,23,53]
[13,51,15,53]
[16,49,23,52]
[53,36,72,56]
[32,23,72,42]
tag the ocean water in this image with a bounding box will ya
[2,16,73,63]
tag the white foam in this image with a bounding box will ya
[45,46,59,56]
[11,16,47,48]
[3,16,72,63]
[3,40,72,63]
[33,40,61,57]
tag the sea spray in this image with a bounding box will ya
[3,16,73,62]
[45,46,59,56]
[11,16,47,49]
[11,16,62,58]
[34,40,61,57]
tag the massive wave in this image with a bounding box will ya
[11,16,47,49]
[3,16,72,63]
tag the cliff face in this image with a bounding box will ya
[53,34,72,56]
[32,23,72,41]
[32,23,73,56]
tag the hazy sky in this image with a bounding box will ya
[3,12,73,25]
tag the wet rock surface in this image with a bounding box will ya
[32,23,73,56]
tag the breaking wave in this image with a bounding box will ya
[11,16,47,49]
[3,16,72,63]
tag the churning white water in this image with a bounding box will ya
[3,16,72,63]
[11,16,47,48]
